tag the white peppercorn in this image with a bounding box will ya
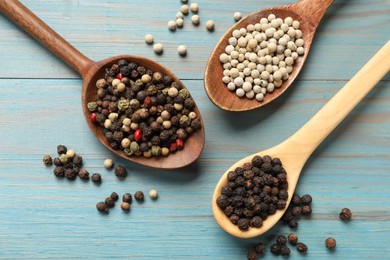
[206,20,215,31]
[256,93,264,101]
[178,45,187,56]
[234,12,242,22]
[181,5,189,15]
[149,189,158,200]
[153,43,164,54]
[144,34,154,44]
[246,90,255,99]
[191,15,200,25]
[176,18,184,28]
[103,158,113,169]
[66,149,76,159]
[190,3,199,13]
[168,20,177,30]
[121,138,131,149]
[235,88,245,97]
[176,12,184,19]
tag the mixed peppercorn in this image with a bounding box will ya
[216,155,288,231]
[87,59,201,158]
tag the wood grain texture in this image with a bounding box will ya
[0,0,389,259]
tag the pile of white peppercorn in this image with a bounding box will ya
[219,14,304,101]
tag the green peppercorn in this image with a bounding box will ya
[87,102,98,112]
[43,155,52,166]
[130,141,139,152]
[130,99,140,110]
[178,89,189,99]
[151,146,162,156]
[135,79,144,87]
[59,154,69,164]
[117,99,130,111]
[179,115,191,127]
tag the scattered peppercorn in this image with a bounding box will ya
[149,189,158,200]
[43,155,52,166]
[301,194,312,205]
[134,191,145,201]
[270,243,281,255]
[114,165,127,178]
[280,246,291,256]
[78,169,89,180]
[254,243,266,255]
[96,201,108,213]
[104,158,114,169]
[246,249,258,260]
[339,208,352,220]
[57,145,67,155]
[287,233,298,245]
[110,192,119,201]
[91,173,102,184]
[296,242,308,253]
[325,237,336,250]
[105,197,115,208]
[276,235,287,245]
[121,202,130,211]
[122,193,133,204]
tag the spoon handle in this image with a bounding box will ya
[295,0,334,28]
[285,41,390,163]
[0,0,93,76]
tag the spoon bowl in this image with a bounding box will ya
[0,0,205,169]
[204,0,334,111]
[212,41,390,238]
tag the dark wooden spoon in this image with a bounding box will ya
[204,0,334,111]
[0,0,205,169]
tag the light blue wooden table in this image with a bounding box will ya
[0,0,389,259]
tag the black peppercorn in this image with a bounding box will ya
[43,155,52,166]
[325,237,336,250]
[72,155,83,167]
[57,145,67,155]
[301,205,312,216]
[270,243,281,255]
[229,214,239,224]
[277,235,287,245]
[237,218,250,231]
[114,165,127,178]
[78,169,89,180]
[288,233,298,245]
[296,242,308,253]
[110,192,119,201]
[291,194,301,206]
[105,197,115,208]
[53,166,65,177]
[280,246,291,256]
[134,191,144,201]
[246,249,258,260]
[301,194,312,205]
[291,206,301,216]
[216,195,230,209]
[91,173,102,183]
[65,168,77,180]
[288,218,298,228]
[339,208,352,220]
[122,193,132,204]
[96,201,108,213]
[249,216,263,228]
[53,158,62,166]
[254,243,266,255]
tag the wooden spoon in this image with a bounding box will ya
[205,0,334,111]
[0,0,205,169]
[212,41,390,238]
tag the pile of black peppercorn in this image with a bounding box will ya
[87,59,201,158]
[281,193,313,228]
[96,192,119,213]
[44,145,102,183]
[216,155,289,231]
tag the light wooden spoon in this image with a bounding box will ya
[205,0,334,111]
[212,41,390,238]
[0,0,205,169]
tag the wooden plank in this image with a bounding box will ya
[0,78,389,258]
[0,0,388,80]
